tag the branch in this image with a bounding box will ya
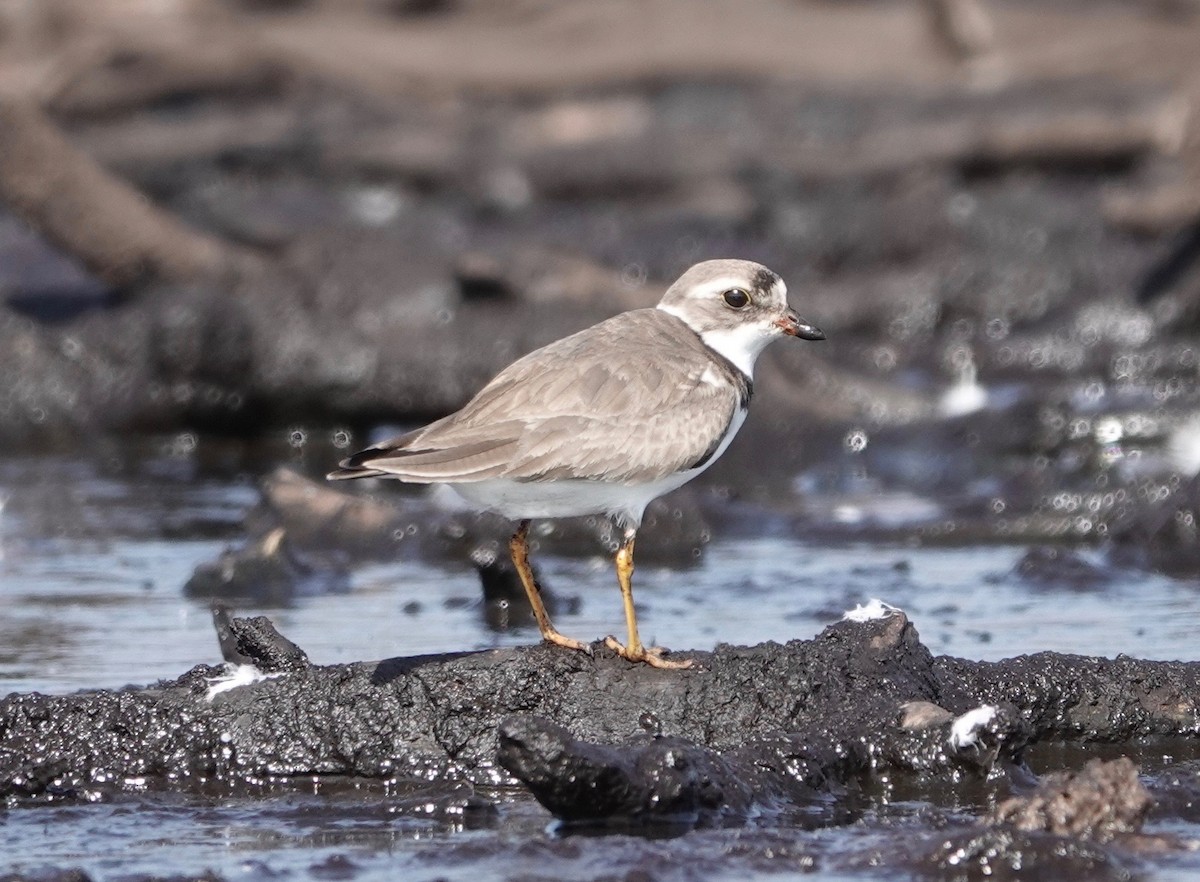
[0,99,260,290]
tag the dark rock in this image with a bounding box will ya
[0,871,96,882]
[933,650,1200,742]
[497,715,764,823]
[1109,473,1200,577]
[887,701,1030,779]
[3,609,1199,815]
[473,551,579,633]
[212,606,311,672]
[307,854,360,881]
[183,526,349,605]
[497,697,1031,822]
[1013,545,1113,589]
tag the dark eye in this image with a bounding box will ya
[722,288,750,309]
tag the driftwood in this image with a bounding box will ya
[58,83,1192,201]
[0,100,258,289]
[774,89,1189,183]
[77,105,306,179]
[2,610,1198,820]
[44,35,289,119]
[1103,184,1200,236]
[923,0,995,62]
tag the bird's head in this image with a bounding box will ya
[657,259,824,376]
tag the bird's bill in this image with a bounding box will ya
[775,309,826,340]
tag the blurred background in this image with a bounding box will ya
[2,0,1200,688]
[7,3,1200,880]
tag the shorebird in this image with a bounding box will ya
[329,259,825,668]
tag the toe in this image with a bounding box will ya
[543,630,591,653]
[642,653,693,670]
[604,636,692,669]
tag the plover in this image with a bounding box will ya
[328,259,824,668]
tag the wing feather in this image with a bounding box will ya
[329,310,746,484]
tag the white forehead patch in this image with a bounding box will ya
[693,275,762,297]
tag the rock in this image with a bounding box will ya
[901,758,1164,880]
[1109,474,1200,577]
[183,527,349,605]
[212,606,311,672]
[1013,545,1113,589]
[497,715,764,822]
[989,758,1151,842]
[3,610,1199,811]
[473,551,580,633]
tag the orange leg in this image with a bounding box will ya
[603,529,692,669]
[509,520,590,653]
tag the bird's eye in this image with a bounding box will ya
[722,288,750,309]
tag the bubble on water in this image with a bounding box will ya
[1068,418,1091,440]
[621,262,647,288]
[844,429,869,454]
[984,317,1010,341]
[167,432,198,457]
[1078,381,1105,405]
[1153,377,1185,402]
[470,544,497,566]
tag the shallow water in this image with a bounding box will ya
[2,451,1200,880]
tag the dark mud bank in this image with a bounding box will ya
[3,610,1197,821]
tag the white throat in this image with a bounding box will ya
[658,304,774,378]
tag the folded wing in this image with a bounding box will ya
[327,310,743,485]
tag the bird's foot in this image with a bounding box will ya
[604,636,693,669]
[541,629,593,655]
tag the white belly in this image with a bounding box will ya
[449,406,748,529]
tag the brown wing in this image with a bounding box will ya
[328,310,743,484]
